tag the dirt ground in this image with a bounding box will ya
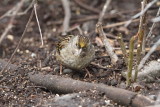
[0,0,160,107]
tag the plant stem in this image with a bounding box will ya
[134,0,148,82]
[127,36,136,86]
[117,33,128,65]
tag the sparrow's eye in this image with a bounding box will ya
[76,43,80,49]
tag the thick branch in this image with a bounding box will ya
[29,73,155,107]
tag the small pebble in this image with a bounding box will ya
[91,68,97,73]
[25,50,30,53]
[119,82,126,89]
[110,79,118,86]
[105,100,111,105]
[133,83,144,92]
[54,66,60,72]
[7,34,14,41]
[148,95,157,100]
[63,69,73,74]
[31,53,36,58]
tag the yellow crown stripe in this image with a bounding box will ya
[78,35,89,48]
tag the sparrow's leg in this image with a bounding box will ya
[84,68,92,78]
[60,64,63,74]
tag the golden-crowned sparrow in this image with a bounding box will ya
[56,35,95,70]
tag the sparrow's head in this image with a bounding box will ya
[73,35,91,57]
[76,35,89,49]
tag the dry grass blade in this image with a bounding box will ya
[0,0,25,44]
[125,0,158,27]
[0,8,34,73]
[34,2,44,46]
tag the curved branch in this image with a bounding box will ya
[29,73,155,107]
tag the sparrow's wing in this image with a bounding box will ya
[56,35,74,54]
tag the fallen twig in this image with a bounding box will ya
[103,19,139,29]
[155,92,160,105]
[0,0,25,44]
[136,61,160,82]
[96,23,118,64]
[29,73,155,107]
[74,0,100,14]
[53,14,119,25]
[98,0,112,23]
[61,0,71,35]
[152,15,160,22]
[0,0,34,20]
[125,0,158,27]
[96,0,118,64]
[0,8,34,73]
[138,37,160,70]
[91,62,109,70]
[146,104,160,107]
[147,7,160,39]
[115,47,158,56]
[122,61,160,82]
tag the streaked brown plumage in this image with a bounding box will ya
[56,35,95,70]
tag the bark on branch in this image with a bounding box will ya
[29,73,155,107]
